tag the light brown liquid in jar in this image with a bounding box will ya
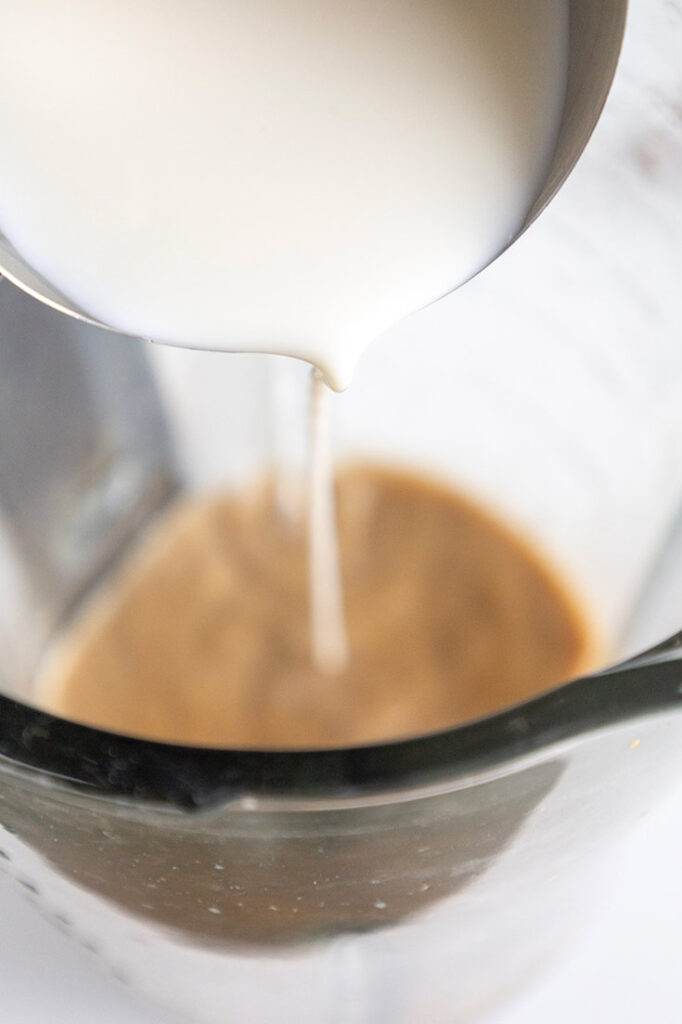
[39,466,598,748]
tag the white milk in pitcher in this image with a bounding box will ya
[0,0,567,388]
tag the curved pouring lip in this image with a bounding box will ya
[0,630,679,810]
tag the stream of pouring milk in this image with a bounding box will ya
[308,372,350,674]
[0,0,568,674]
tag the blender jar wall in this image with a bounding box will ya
[0,281,177,700]
[0,290,279,706]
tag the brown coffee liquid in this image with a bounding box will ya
[39,465,598,748]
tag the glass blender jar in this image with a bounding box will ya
[3,1,682,1021]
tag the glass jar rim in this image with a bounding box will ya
[0,633,679,810]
